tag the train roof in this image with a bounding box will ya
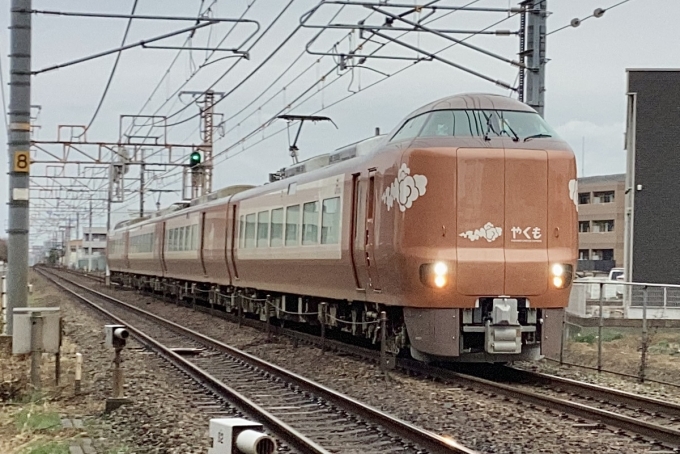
[403,93,535,121]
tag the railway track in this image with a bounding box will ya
[53,267,680,450]
[38,268,475,454]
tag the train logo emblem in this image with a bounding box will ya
[511,226,542,242]
[381,163,428,212]
[568,179,578,211]
[459,222,503,242]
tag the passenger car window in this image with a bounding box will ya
[285,205,300,246]
[257,211,270,247]
[245,214,256,248]
[302,201,319,245]
[270,208,284,247]
[321,197,340,245]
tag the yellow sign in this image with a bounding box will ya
[13,151,30,173]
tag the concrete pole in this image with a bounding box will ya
[525,0,547,117]
[105,164,113,286]
[6,0,32,336]
[87,200,93,272]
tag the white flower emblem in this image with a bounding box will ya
[381,163,428,212]
[459,222,503,243]
[568,179,578,211]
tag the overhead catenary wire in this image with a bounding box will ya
[547,0,632,35]
[110,0,520,210]
[161,0,301,128]
[112,0,514,214]
[82,0,139,134]
[125,0,259,140]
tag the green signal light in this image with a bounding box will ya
[189,151,201,168]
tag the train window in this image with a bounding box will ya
[180,227,186,251]
[270,208,284,247]
[416,109,559,140]
[302,201,320,245]
[390,113,427,143]
[321,197,340,245]
[257,211,270,247]
[245,214,256,248]
[285,205,300,246]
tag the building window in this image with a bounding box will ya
[579,249,589,260]
[257,211,270,247]
[578,221,590,233]
[285,205,300,246]
[592,220,614,232]
[592,249,614,261]
[593,191,615,204]
[578,193,590,204]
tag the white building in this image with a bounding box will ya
[79,227,107,271]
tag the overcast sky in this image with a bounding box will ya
[1,0,679,244]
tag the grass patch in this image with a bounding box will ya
[14,408,61,432]
[572,331,624,344]
[22,441,69,454]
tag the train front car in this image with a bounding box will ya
[387,94,577,363]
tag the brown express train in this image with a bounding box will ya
[108,93,578,363]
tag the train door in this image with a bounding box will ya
[350,173,366,291]
[365,170,381,291]
[228,202,239,281]
[351,170,381,292]
[160,223,167,275]
[199,212,208,276]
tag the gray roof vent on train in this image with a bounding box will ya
[329,134,386,164]
[284,153,330,178]
[189,184,256,206]
[269,154,331,182]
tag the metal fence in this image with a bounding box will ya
[553,280,680,385]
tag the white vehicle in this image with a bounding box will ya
[608,267,624,281]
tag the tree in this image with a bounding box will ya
[0,238,7,262]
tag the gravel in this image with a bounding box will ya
[32,271,242,454]
[57,273,668,454]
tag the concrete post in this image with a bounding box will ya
[6,0,32,336]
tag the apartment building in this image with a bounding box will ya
[577,173,625,272]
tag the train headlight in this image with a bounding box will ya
[551,263,573,289]
[420,261,449,288]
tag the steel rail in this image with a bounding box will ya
[504,367,680,418]
[40,268,476,454]
[55,267,680,448]
[37,268,332,454]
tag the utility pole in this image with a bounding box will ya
[87,200,92,273]
[201,90,214,195]
[524,0,547,117]
[139,148,145,218]
[6,0,32,336]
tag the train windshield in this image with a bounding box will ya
[416,109,559,141]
